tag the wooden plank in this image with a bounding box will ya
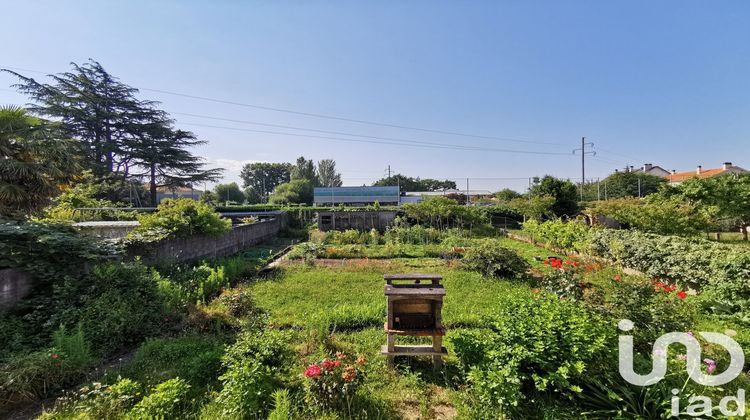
[385,273,442,280]
[384,286,445,296]
[381,345,448,356]
[384,323,446,336]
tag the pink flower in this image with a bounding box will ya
[677,354,688,361]
[704,358,717,374]
[687,331,694,337]
[304,365,322,378]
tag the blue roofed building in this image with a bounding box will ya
[313,186,399,206]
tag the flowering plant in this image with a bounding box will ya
[303,352,366,410]
[540,257,592,300]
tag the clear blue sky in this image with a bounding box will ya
[2,1,749,192]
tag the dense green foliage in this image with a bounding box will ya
[585,196,715,235]
[213,182,246,204]
[528,175,579,217]
[402,196,487,229]
[462,240,530,279]
[453,293,613,417]
[0,106,78,219]
[522,218,590,250]
[5,61,222,205]
[372,173,457,191]
[268,179,314,205]
[661,173,750,238]
[131,198,231,240]
[591,171,666,199]
[240,162,293,202]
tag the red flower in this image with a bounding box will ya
[320,359,336,371]
[663,284,676,293]
[543,260,550,265]
[304,365,322,377]
[676,291,687,300]
[613,275,621,282]
[333,360,342,368]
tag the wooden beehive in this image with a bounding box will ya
[382,274,447,369]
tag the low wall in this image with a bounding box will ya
[74,221,140,239]
[127,218,283,264]
[0,268,33,308]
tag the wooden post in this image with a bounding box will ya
[387,333,395,368]
[432,335,443,370]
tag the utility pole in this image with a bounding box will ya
[387,165,391,178]
[597,178,601,201]
[637,178,641,198]
[573,137,595,202]
[466,178,470,206]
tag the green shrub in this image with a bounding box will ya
[130,198,231,241]
[70,263,166,355]
[51,324,94,373]
[452,293,614,416]
[384,225,444,245]
[124,336,224,390]
[522,218,590,251]
[162,262,230,304]
[215,330,292,417]
[462,240,530,279]
[215,359,274,418]
[129,378,191,419]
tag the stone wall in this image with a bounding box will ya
[127,217,283,264]
[0,268,32,308]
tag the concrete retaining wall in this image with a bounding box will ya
[0,268,33,308]
[127,218,283,264]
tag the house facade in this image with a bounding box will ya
[667,162,748,184]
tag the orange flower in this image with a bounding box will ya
[342,366,357,382]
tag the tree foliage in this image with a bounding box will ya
[290,156,317,185]
[401,196,487,229]
[4,61,221,204]
[529,176,578,217]
[372,174,456,192]
[507,195,555,221]
[239,162,292,201]
[595,172,666,199]
[585,196,715,236]
[495,188,522,202]
[213,182,246,204]
[268,179,314,205]
[660,174,750,239]
[0,106,79,218]
[316,159,342,187]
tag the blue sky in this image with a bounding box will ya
[1,1,749,192]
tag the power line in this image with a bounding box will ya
[179,122,573,156]
[170,111,572,153]
[1,63,569,147]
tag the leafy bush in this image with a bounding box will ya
[402,196,488,229]
[130,198,231,241]
[124,336,224,391]
[215,330,292,417]
[129,378,192,419]
[462,240,530,279]
[69,263,166,355]
[522,218,590,251]
[452,293,614,417]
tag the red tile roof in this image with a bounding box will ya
[668,167,739,182]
